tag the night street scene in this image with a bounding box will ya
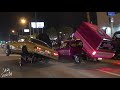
[1,12,120,78]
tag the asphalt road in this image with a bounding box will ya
[0,47,120,78]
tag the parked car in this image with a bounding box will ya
[112,31,120,59]
[5,38,59,66]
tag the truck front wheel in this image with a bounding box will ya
[73,55,81,64]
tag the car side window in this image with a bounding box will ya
[62,42,69,48]
[70,42,77,47]
[70,40,83,48]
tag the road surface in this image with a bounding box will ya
[0,47,120,78]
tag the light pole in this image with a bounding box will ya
[110,16,114,37]
[20,18,27,36]
[9,30,15,42]
[87,12,90,23]
[29,22,31,37]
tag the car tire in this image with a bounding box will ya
[6,45,10,56]
[74,55,81,64]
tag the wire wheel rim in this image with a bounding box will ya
[74,55,80,63]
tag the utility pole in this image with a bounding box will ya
[87,12,90,22]
[109,16,114,37]
[107,12,116,37]
[29,22,31,37]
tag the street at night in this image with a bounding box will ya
[1,47,120,78]
[0,12,120,78]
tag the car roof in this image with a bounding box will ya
[114,31,120,34]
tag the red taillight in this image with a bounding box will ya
[37,47,42,51]
[45,50,51,54]
[92,51,96,55]
[53,52,58,56]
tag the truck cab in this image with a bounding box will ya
[56,39,84,63]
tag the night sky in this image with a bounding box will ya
[0,12,90,41]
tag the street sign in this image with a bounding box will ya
[107,12,116,16]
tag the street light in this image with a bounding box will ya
[12,30,15,33]
[20,18,27,25]
[9,30,15,42]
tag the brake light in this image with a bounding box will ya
[45,50,51,54]
[37,47,42,51]
[92,51,96,55]
[53,52,58,56]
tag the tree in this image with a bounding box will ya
[46,27,57,37]
[58,26,74,40]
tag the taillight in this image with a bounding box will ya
[53,52,58,56]
[37,47,42,51]
[45,50,51,54]
[92,51,96,55]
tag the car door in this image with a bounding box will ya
[62,42,71,57]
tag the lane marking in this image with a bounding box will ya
[97,69,120,77]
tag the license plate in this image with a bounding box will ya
[98,58,102,60]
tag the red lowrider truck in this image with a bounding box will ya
[74,22,115,60]
[57,22,115,63]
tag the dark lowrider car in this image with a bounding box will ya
[5,38,59,66]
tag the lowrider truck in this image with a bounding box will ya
[57,22,115,63]
[5,38,59,66]
[73,22,115,61]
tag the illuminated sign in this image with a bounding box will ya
[31,22,44,28]
[107,12,116,16]
[24,29,29,32]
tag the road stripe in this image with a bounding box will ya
[97,69,120,77]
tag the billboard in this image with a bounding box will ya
[24,29,29,32]
[31,22,44,28]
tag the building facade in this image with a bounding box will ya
[97,12,120,37]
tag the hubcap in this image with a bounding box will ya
[74,55,80,63]
[6,49,8,54]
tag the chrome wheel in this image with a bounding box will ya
[6,49,10,56]
[74,55,81,64]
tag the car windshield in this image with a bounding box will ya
[30,38,51,48]
[98,40,115,51]
[115,34,120,38]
